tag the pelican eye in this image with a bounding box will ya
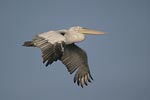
[59,32,66,36]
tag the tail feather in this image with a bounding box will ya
[22,41,35,47]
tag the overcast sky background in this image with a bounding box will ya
[0,0,149,100]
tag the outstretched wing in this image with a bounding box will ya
[23,31,66,66]
[60,44,93,87]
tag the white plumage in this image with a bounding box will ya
[38,31,66,44]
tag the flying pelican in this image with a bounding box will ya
[23,26,105,87]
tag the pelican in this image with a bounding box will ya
[23,26,105,87]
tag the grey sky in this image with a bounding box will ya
[0,0,149,100]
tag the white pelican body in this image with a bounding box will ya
[23,26,104,87]
[38,26,86,44]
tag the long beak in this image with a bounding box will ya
[79,28,105,35]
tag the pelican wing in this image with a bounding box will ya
[23,31,66,66]
[61,44,93,87]
[38,31,66,44]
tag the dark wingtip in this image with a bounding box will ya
[90,74,94,81]
[23,41,34,47]
[74,78,76,83]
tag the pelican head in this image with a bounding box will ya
[69,26,105,35]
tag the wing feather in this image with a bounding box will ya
[61,44,93,87]
[24,31,66,66]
